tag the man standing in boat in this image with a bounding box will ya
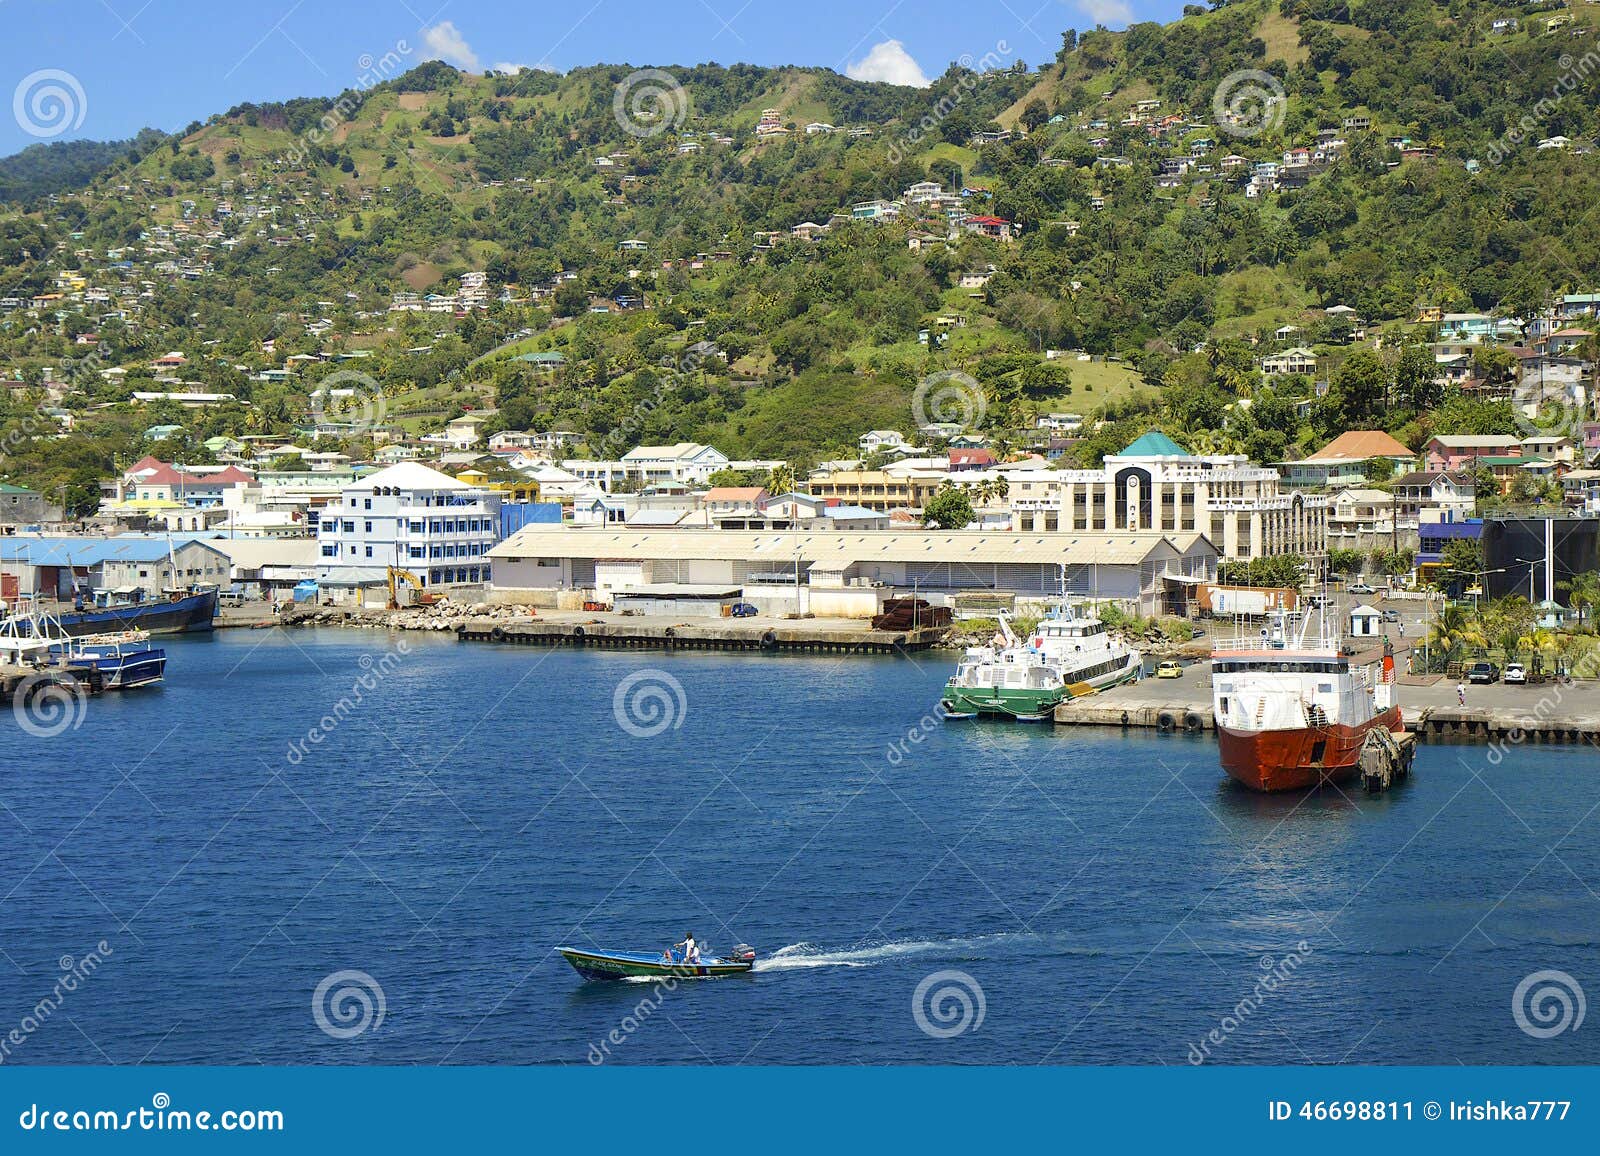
[671,931,700,965]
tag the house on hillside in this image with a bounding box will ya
[1262,347,1317,376]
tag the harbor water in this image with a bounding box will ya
[1,630,1596,1065]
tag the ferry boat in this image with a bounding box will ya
[1210,608,1401,792]
[942,601,1142,721]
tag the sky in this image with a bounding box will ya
[0,0,1187,155]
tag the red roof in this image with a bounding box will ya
[966,215,1009,226]
[950,448,996,466]
[124,456,253,487]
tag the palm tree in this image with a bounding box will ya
[1558,571,1600,628]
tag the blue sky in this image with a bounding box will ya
[1,0,1186,154]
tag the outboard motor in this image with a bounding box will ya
[728,944,757,965]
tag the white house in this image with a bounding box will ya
[859,430,909,456]
[619,443,730,486]
[316,461,502,590]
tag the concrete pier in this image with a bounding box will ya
[455,615,945,655]
[1051,659,1600,746]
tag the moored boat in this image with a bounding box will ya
[942,599,1142,721]
[55,587,216,637]
[68,631,167,689]
[1211,609,1401,792]
[558,944,758,981]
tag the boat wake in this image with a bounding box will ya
[759,934,1025,971]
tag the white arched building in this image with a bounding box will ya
[1006,430,1328,576]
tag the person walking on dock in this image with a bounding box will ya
[1456,682,1466,707]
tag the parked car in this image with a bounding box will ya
[1467,661,1500,684]
[1380,609,1400,623]
[1504,662,1527,685]
[1156,660,1183,679]
[729,602,758,618]
[1348,582,1376,595]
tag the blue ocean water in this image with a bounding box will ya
[0,629,1596,1066]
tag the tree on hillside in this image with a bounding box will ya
[1393,344,1441,411]
[1319,348,1388,433]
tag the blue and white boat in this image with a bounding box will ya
[68,631,167,689]
[3,602,167,690]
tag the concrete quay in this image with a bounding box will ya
[1053,657,1600,747]
[455,613,946,655]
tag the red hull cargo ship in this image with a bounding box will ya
[1211,611,1402,792]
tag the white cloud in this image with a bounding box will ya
[1075,0,1134,26]
[422,21,480,71]
[489,63,524,75]
[845,40,930,87]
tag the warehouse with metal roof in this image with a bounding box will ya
[486,526,1218,616]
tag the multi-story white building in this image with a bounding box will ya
[316,462,502,588]
[562,443,731,491]
[1006,430,1328,572]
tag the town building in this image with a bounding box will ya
[807,470,944,513]
[1281,430,1416,490]
[0,536,231,601]
[1004,430,1328,572]
[1389,470,1477,525]
[485,526,1219,617]
[315,462,502,590]
[0,483,63,526]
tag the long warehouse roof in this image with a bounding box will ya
[489,526,1216,567]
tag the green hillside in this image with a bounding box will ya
[1,0,1596,507]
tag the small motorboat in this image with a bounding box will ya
[558,944,757,981]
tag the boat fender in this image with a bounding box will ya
[1157,711,1176,732]
[760,629,779,650]
[1120,710,1130,728]
[571,625,585,642]
[663,626,676,638]
[490,626,506,642]
[1183,711,1205,733]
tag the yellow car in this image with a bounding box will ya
[1156,661,1183,679]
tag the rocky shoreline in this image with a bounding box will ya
[275,599,537,632]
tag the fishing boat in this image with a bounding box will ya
[1,603,166,690]
[68,631,166,689]
[1211,607,1402,792]
[558,944,758,981]
[942,600,1142,721]
[55,586,216,637]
